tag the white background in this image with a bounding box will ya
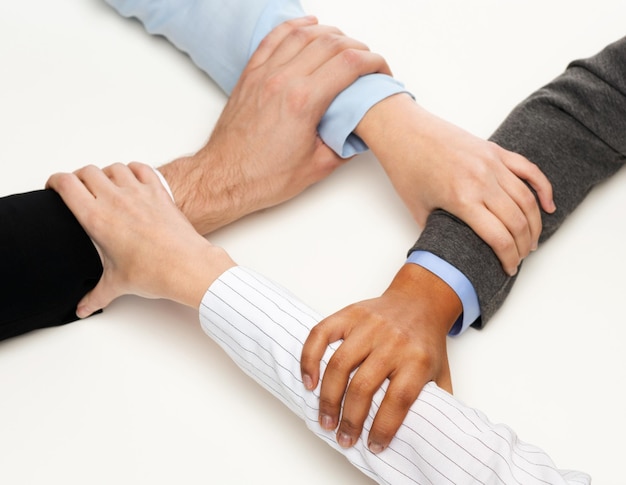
[1,1,625,483]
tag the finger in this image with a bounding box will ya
[73,164,115,199]
[46,171,97,222]
[318,336,370,432]
[102,162,138,187]
[301,315,348,391]
[367,373,423,453]
[280,28,370,76]
[307,50,391,110]
[503,151,556,214]
[264,24,348,71]
[498,152,549,248]
[496,172,542,252]
[335,356,390,448]
[484,183,534,259]
[76,277,118,319]
[128,161,161,185]
[462,206,521,276]
[246,16,318,70]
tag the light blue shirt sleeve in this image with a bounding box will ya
[104,0,410,157]
[406,251,480,336]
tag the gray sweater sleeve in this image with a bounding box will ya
[410,36,626,328]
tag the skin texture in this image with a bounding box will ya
[300,92,557,453]
[49,17,556,454]
[159,16,391,235]
[47,163,236,317]
[355,93,555,276]
[301,262,460,453]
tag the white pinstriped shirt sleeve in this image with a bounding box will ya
[199,266,590,485]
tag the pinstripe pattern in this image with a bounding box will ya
[200,267,589,484]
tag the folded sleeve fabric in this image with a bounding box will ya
[0,190,103,341]
[406,251,480,336]
[104,0,410,157]
[410,36,626,329]
[200,266,589,484]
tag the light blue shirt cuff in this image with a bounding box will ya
[249,0,411,158]
[107,0,412,159]
[319,75,410,158]
[406,251,480,336]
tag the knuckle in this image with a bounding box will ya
[327,352,351,374]
[520,187,539,210]
[284,84,311,113]
[490,231,515,256]
[307,323,328,342]
[510,212,529,236]
[339,418,361,436]
[389,386,418,410]
[263,72,287,95]
[408,348,434,373]
[319,395,340,412]
[347,377,374,401]
[319,32,352,54]
[290,25,314,43]
[338,48,364,68]
[53,172,74,190]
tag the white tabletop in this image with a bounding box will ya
[1,1,624,483]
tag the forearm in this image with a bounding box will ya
[200,266,589,484]
[157,154,249,235]
[105,0,408,159]
[0,190,102,340]
[412,36,626,326]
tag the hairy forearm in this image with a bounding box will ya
[158,152,251,235]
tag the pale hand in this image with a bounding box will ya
[46,162,235,318]
[356,94,556,276]
[160,16,392,234]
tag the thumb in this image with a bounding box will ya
[76,279,117,319]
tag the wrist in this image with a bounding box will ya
[384,263,462,336]
[354,92,423,155]
[158,150,248,235]
[170,243,236,309]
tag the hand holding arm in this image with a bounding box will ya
[301,263,459,453]
[412,35,626,326]
[157,16,391,234]
[355,94,555,276]
[46,163,235,317]
[47,165,588,485]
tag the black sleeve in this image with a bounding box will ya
[410,36,626,328]
[0,189,103,341]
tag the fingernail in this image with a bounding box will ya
[302,374,314,390]
[321,414,335,430]
[368,441,385,454]
[337,432,354,448]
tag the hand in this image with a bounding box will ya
[160,16,391,234]
[355,94,556,276]
[46,162,235,317]
[300,264,460,453]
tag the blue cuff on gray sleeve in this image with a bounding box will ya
[406,251,480,335]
